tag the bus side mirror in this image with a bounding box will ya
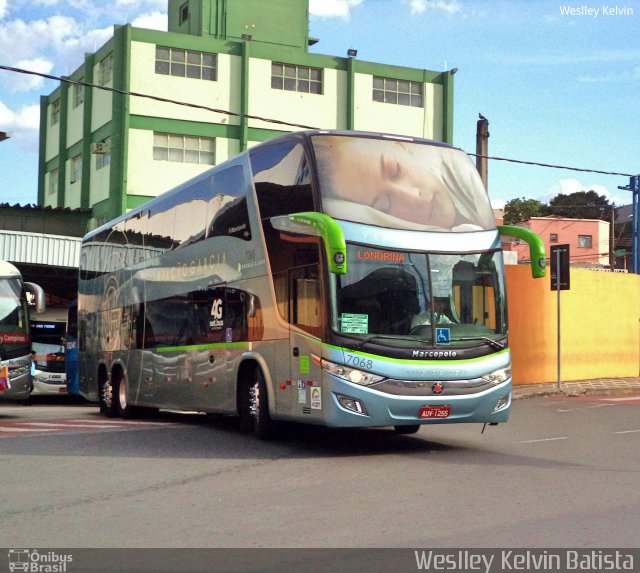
[497,225,547,279]
[24,282,46,313]
[271,212,347,275]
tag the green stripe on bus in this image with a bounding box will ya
[156,342,249,353]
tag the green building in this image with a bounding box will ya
[39,0,456,229]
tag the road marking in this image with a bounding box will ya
[0,427,53,433]
[22,421,134,428]
[0,418,179,438]
[516,436,569,444]
[614,429,640,434]
[600,397,640,402]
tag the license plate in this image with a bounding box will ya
[58,387,68,393]
[419,405,451,419]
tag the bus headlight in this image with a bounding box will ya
[482,366,511,385]
[320,359,385,386]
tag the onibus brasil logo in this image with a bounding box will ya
[7,550,73,573]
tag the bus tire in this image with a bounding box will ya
[394,424,421,435]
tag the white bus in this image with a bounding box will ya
[77,130,545,438]
[0,261,46,401]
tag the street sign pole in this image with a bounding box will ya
[550,244,570,389]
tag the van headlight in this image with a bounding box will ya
[320,359,385,386]
[482,366,511,385]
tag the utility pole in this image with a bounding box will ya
[610,206,615,270]
[476,114,489,191]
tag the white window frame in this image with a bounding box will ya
[373,77,424,108]
[71,155,82,184]
[50,100,60,126]
[98,54,114,87]
[152,132,215,165]
[271,62,323,94]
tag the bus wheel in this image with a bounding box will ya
[253,369,277,440]
[100,378,118,418]
[394,424,421,435]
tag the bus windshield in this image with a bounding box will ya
[0,278,29,348]
[312,134,496,232]
[332,245,507,349]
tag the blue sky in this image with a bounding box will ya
[0,0,637,208]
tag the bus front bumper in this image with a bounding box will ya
[321,375,512,428]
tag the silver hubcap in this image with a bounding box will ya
[249,381,258,419]
[118,376,127,410]
[103,379,113,409]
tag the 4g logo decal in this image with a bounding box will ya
[209,298,224,330]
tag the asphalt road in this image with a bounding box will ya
[1,394,639,549]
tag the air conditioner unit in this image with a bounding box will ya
[90,142,108,154]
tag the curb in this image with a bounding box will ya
[512,378,640,400]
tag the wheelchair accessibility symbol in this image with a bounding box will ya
[436,327,450,344]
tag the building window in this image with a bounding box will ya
[73,81,84,108]
[98,54,113,86]
[271,62,322,94]
[50,100,60,126]
[153,132,215,165]
[48,169,58,196]
[155,46,217,81]
[578,235,593,248]
[373,77,423,107]
[550,233,558,243]
[71,155,82,183]
[95,137,111,170]
[179,2,189,24]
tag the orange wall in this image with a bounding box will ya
[506,266,640,385]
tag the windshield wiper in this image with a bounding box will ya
[451,336,506,350]
[350,334,409,351]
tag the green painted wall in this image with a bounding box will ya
[169,0,310,50]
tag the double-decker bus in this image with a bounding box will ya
[0,261,46,401]
[77,130,545,438]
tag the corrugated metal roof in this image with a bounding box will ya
[0,230,81,268]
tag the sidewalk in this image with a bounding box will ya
[512,376,640,399]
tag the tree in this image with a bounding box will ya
[503,197,545,225]
[547,190,613,221]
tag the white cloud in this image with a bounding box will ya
[0,100,41,151]
[0,0,7,19]
[309,0,363,19]
[131,10,167,31]
[407,0,461,15]
[540,178,628,207]
[9,58,54,92]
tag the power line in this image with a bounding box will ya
[1,63,639,179]
[468,154,638,179]
[0,64,317,131]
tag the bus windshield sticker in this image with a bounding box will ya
[341,313,368,334]
[299,355,310,374]
[310,387,322,409]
